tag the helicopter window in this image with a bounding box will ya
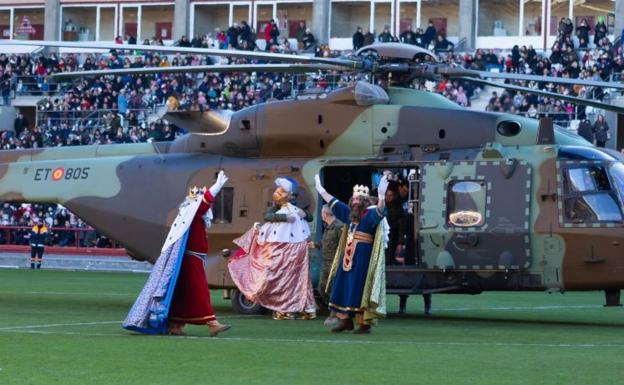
[564,167,610,193]
[212,187,233,224]
[561,165,622,224]
[447,181,486,227]
[563,194,622,223]
[608,163,624,206]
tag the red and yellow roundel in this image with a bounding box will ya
[51,167,64,181]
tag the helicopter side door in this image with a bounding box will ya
[418,160,532,271]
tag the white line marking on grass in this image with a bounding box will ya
[0,315,262,331]
[0,291,134,297]
[2,328,624,349]
[0,321,120,330]
[435,305,602,312]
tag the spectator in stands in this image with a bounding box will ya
[352,27,364,51]
[511,45,520,73]
[239,21,253,50]
[1,70,11,106]
[577,118,594,143]
[433,34,453,54]
[296,21,307,50]
[215,28,227,49]
[302,29,316,52]
[363,29,375,47]
[177,35,191,47]
[423,21,436,49]
[14,112,27,136]
[400,25,415,45]
[594,17,608,46]
[593,114,610,147]
[576,18,590,49]
[559,17,573,38]
[378,26,392,43]
[191,35,202,48]
[264,20,279,52]
[228,23,240,49]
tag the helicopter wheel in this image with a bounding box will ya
[230,289,265,315]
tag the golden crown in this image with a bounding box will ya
[188,185,206,199]
[352,184,370,198]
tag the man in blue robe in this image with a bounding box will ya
[315,174,388,334]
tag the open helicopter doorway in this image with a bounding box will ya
[320,164,421,265]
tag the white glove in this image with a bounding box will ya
[314,174,326,194]
[377,175,389,200]
[209,170,229,197]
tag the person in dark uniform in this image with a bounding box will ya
[28,218,48,269]
[577,119,594,143]
[397,176,432,315]
[352,27,364,51]
[593,114,610,148]
[385,181,405,265]
[319,204,342,326]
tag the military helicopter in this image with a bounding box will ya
[2,39,624,314]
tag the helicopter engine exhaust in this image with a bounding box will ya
[163,109,234,135]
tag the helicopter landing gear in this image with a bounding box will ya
[231,289,265,314]
[604,289,622,307]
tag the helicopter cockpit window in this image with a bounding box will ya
[608,163,624,205]
[564,167,610,193]
[563,194,622,223]
[447,181,486,227]
[561,165,622,224]
[212,187,233,224]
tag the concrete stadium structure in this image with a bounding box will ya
[0,0,619,51]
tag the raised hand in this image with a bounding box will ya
[377,175,389,200]
[209,170,229,197]
[314,174,333,203]
[314,174,326,194]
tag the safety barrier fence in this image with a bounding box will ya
[0,225,126,256]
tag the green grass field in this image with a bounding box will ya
[1,269,624,385]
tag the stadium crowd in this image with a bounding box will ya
[0,202,113,247]
[0,18,621,247]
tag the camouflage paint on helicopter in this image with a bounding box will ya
[2,82,624,308]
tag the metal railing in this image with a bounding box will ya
[0,225,122,248]
[506,109,578,128]
[14,75,64,97]
[36,106,160,132]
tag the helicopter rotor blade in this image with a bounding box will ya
[462,76,624,115]
[437,65,624,90]
[0,40,357,68]
[480,71,624,90]
[51,63,346,79]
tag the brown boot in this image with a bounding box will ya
[353,324,372,334]
[207,321,231,337]
[330,318,354,333]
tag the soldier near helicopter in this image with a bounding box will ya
[315,174,388,334]
[318,204,343,326]
[123,171,231,337]
[396,176,432,315]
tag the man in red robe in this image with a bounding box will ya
[168,172,231,337]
